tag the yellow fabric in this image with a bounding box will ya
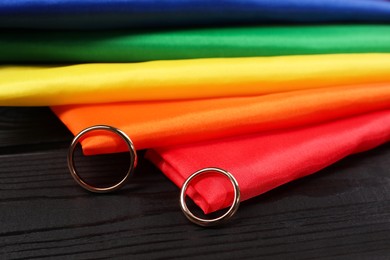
[1,54,390,106]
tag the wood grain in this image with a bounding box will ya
[0,107,389,259]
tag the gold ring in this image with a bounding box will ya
[180,167,240,227]
[67,125,137,193]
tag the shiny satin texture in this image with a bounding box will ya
[1,0,390,29]
[3,54,390,106]
[51,83,390,154]
[1,25,390,62]
[146,110,390,214]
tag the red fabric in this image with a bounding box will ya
[146,110,390,214]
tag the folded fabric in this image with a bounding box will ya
[51,83,390,154]
[2,25,390,62]
[146,110,390,214]
[1,0,390,30]
[3,54,390,106]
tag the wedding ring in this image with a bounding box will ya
[180,167,240,227]
[67,125,137,193]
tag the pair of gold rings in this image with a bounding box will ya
[67,125,240,227]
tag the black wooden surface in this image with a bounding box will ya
[0,107,389,259]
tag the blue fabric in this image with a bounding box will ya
[0,0,389,30]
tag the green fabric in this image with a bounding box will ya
[1,25,390,62]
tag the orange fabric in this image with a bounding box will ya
[52,83,390,155]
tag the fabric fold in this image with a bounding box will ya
[1,0,390,30]
[146,110,390,214]
[1,25,390,62]
[3,54,390,106]
[51,83,390,154]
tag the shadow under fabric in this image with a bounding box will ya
[146,110,390,214]
[51,83,390,154]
